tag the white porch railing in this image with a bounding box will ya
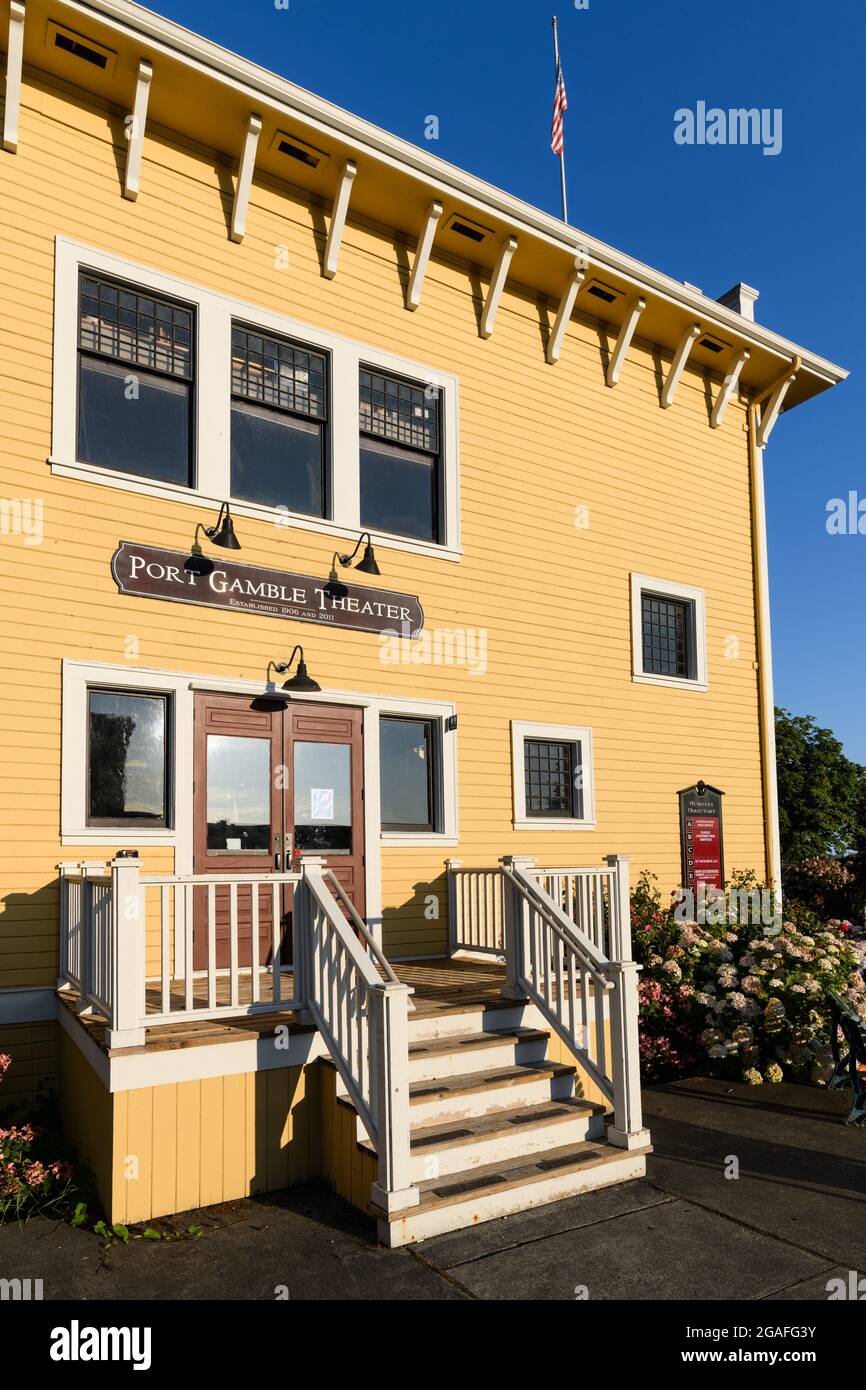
[448,854,648,1151]
[295,863,418,1212]
[58,853,419,1213]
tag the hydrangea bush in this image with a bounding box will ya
[0,1053,81,1223]
[630,873,866,1085]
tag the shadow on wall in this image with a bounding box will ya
[380,871,450,959]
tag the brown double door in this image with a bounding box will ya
[192,693,365,970]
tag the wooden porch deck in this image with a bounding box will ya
[59,956,508,1057]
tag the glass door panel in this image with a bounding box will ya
[206,734,272,853]
[293,741,352,854]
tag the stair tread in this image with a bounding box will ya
[357,1096,604,1157]
[377,1138,653,1221]
[409,1027,548,1059]
[409,1059,575,1103]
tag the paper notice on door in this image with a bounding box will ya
[311,787,335,821]
[226,837,242,851]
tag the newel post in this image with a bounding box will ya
[604,854,650,1150]
[107,852,146,1049]
[294,856,325,1022]
[499,855,536,1000]
[445,857,462,955]
[369,981,419,1214]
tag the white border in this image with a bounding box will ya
[60,660,459,936]
[630,572,708,692]
[51,237,461,563]
[510,720,596,831]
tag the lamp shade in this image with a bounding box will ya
[282,659,321,693]
[355,540,380,575]
[210,510,241,550]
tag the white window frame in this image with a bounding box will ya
[51,237,461,562]
[630,573,708,692]
[61,661,459,941]
[377,705,458,848]
[511,720,596,831]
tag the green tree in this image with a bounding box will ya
[775,707,866,862]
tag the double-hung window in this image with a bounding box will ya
[631,574,707,690]
[359,368,441,543]
[230,325,328,516]
[77,273,194,485]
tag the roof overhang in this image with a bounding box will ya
[9,0,848,412]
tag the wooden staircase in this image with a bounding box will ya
[343,994,650,1247]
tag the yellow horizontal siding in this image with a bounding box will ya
[0,67,767,980]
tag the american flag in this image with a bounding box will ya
[551,59,567,157]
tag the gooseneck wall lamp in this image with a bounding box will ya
[274,646,321,693]
[324,532,380,599]
[185,503,242,576]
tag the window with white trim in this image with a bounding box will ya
[86,688,171,828]
[630,574,707,690]
[53,238,461,561]
[511,721,595,831]
[379,715,439,831]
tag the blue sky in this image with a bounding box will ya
[157,0,865,760]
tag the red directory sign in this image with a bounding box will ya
[679,783,725,891]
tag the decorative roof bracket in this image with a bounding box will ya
[323,159,357,278]
[230,113,262,243]
[710,347,750,428]
[661,323,701,408]
[406,200,444,310]
[546,257,586,364]
[480,235,518,339]
[2,1,25,154]
[606,296,646,387]
[123,59,153,201]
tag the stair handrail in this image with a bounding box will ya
[501,863,612,987]
[321,868,407,993]
[296,860,419,1216]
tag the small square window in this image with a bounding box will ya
[641,593,692,677]
[631,574,707,690]
[511,722,595,829]
[87,689,170,827]
[524,738,582,819]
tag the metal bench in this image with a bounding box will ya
[827,990,866,1125]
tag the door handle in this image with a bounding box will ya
[275,852,281,871]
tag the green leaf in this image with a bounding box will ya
[112,1223,130,1244]
[70,1201,88,1228]
[142,1227,162,1240]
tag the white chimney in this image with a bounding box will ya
[717,283,760,321]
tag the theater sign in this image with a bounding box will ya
[110,541,424,637]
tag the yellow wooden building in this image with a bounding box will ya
[0,0,846,1242]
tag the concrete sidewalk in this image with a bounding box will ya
[1,1076,863,1301]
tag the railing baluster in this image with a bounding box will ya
[160,884,170,1015]
[184,883,194,1013]
[250,884,260,1005]
[229,881,239,1009]
[272,881,281,1005]
[207,883,216,1010]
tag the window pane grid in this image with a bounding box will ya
[231,327,326,419]
[79,275,192,379]
[524,739,576,818]
[642,594,690,676]
[359,368,438,453]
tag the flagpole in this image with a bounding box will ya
[552,15,568,223]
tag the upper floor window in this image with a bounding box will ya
[230,325,328,517]
[630,574,707,690]
[77,274,194,486]
[359,368,441,543]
